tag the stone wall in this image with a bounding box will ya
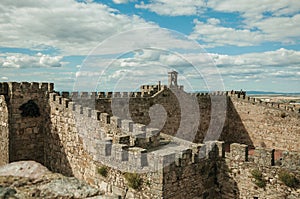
[59,89,300,152]
[46,92,165,198]
[161,141,239,199]
[0,95,9,166]
[224,143,300,198]
[5,82,53,163]
[230,95,300,151]
[86,90,253,147]
[45,92,242,199]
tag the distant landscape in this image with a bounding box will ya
[247,91,300,96]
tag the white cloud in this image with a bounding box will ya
[136,0,300,18]
[136,0,300,47]
[209,0,300,21]
[135,0,206,16]
[113,48,300,83]
[112,0,135,4]
[0,53,64,68]
[190,19,265,47]
[209,48,300,84]
[1,77,8,81]
[190,13,300,47]
[0,0,156,55]
[212,48,300,68]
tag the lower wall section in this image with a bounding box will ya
[0,95,9,166]
[162,158,239,199]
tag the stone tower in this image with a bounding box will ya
[168,70,178,88]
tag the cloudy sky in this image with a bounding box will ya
[0,0,299,92]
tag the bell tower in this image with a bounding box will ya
[168,71,178,88]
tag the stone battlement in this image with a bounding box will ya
[44,92,300,173]
[228,91,300,115]
[57,89,165,100]
[49,92,229,172]
[0,82,54,94]
[226,143,300,170]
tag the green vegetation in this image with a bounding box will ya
[251,169,266,188]
[97,166,108,177]
[278,170,299,188]
[124,173,142,190]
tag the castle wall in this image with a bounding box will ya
[92,90,253,147]
[224,143,300,198]
[161,141,239,199]
[5,82,53,163]
[83,90,299,152]
[0,95,9,166]
[1,80,299,198]
[230,96,300,151]
[46,93,164,198]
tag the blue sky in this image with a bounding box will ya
[0,0,299,92]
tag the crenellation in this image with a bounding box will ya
[69,101,76,111]
[71,91,79,99]
[40,82,52,92]
[121,92,128,98]
[175,148,193,167]
[30,82,39,90]
[80,91,89,98]
[113,92,121,98]
[226,143,248,162]
[49,92,57,101]
[110,116,122,128]
[113,134,130,145]
[106,92,112,98]
[215,141,225,158]
[121,119,133,132]
[56,95,62,104]
[61,91,70,98]
[133,123,146,132]
[128,147,148,168]
[252,147,275,166]
[230,91,300,116]
[98,92,105,98]
[90,92,97,98]
[62,98,70,108]
[111,144,129,162]
[100,112,110,124]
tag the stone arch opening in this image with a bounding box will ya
[19,100,41,117]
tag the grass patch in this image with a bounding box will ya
[124,173,142,190]
[279,170,299,188]
[251,169,266,188]
[97,166,108,178]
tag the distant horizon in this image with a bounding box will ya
[1,80,299,95]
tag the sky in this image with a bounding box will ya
[0,0,299,92]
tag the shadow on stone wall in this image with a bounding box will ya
[220,97,254,148]
[43,118,74,177]
[6,93,74,176]
[162,149,240,199]
[95,90,255,149]
[7,98,46,165]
